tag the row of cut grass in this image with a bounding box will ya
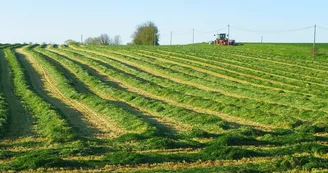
[99,47,328,124]
[67,46,323,128]
[26,46,155,136]
[161,45,328,83]
[137,49,326,97]
[3,47,75,142]
[145,48,328,92]
[37,47,230,133]
[98,46,328,110]
[55,46,279,129]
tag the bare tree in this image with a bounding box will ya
[84,37,93,45]
[98,34,111,45]
[85,37,101,45]
[84,34,117,45]
[113,35,122,45]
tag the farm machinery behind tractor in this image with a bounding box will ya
[210,33,236,45]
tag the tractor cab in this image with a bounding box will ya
[213,33,236,45]
[218,33,227,40]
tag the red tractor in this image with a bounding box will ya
[212,33,236,45]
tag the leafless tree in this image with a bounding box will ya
[85,37,101,45]
[113,35,122,45]
[84,37,93,45]
[98,34,111,45]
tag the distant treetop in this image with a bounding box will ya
[132,21,159,45]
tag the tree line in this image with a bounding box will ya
[65,34,121,45]
[65,21,159,46]
[85,34,122,45]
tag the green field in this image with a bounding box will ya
[0,43,327,172]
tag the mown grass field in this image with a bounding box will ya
[0,43,327,172]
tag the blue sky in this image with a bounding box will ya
[0,0,327,44]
